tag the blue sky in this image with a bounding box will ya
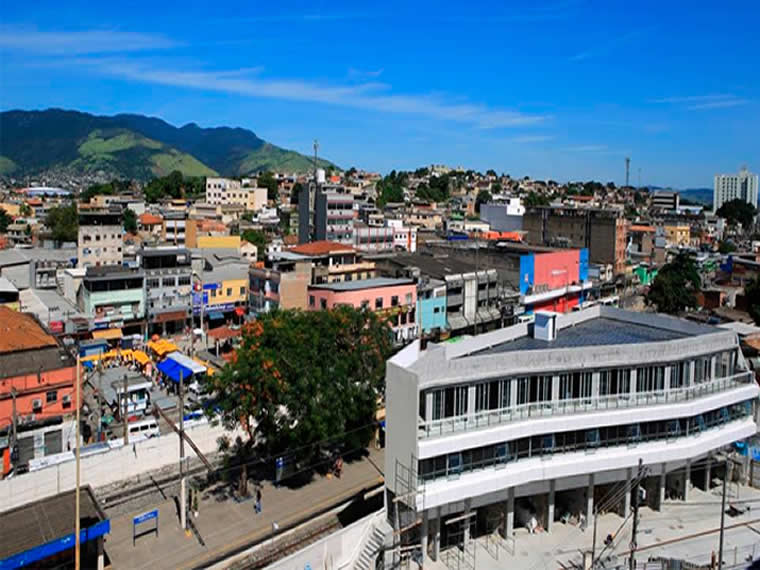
[1,0,758,187]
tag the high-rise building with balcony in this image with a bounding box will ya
[713,167,759,213]
[138,247,193,334]
[384,306,758,565]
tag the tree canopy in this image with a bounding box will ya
[241,229,268,260]
[416,173,450,203]
[475,190,492,214]
[376,170,406,207]
[203,307,392,491]
[717,198,756,229]
[257,171,279,201]
[745,277,760,326]
[144,171,204,203]
[123,208,137,234]
[80,179,132,203]
[45,203,79,243]
[0,208,10,233]
[646,252,701,314]
[524,191,550,207]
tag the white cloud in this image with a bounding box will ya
[566,145,608,152]
[650,94,750,111]
[71,58,549,129]
[0,27,177,54]
[348,67,384,79]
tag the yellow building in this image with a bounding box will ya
[202,268,249,322]
[664,224,690,247]
[196,235,241,250]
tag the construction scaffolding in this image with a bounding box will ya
[389,453,424,569]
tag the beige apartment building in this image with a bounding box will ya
[664,224,690,247]
[523,206,628,275]
[206,177,268,211]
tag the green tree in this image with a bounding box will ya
[718,240,736,254]
[258,172,279,201]
[0,208,11,232]
[475,190,492,214]
[45,203,79,243]
[524,191,550,207]
[717,198,756,229]
[123,208,137,234]
[745,277,760,325]
[646,252,701,314]
[19,203,33,217]
[144,170,187,203]
[376,172,406,207]
[241,229,268,260]
[204,307,392,493]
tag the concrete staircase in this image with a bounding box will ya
[353,523,387,570]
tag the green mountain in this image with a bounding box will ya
[0,109,335,180]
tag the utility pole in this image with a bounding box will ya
[75,354,81,570]
[625,157,631,187]
[10,388,17,472]
[719,457,730,570]
[122,374,129,446]
[629,459,644,570]
[179,369,186,531]
[96,365,103,442]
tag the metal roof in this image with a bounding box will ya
[309,277,414,292]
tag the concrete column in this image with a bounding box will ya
[624,467,633,518]
[664,365,671,397]
[591,371,600,401]
[509,378,517,408]
[586,474,594,525]
[684,460,691,501]
[551,374,559,409]
[463,501,472,547]
[432,516,440,561]
[705,456,712,490]
[710,355,717,381]
[425,391,433,423]
[658,463,667,510]
[467,385,476,420]
[689,360,695,387]
[97,536,104,570]
[547,480,556,532]
[421,511,429,563]
[629,369,637,399]
[504,488,515,539]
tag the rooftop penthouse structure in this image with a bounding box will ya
[384,306,759,565]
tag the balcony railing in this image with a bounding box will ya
[419,370,755,439]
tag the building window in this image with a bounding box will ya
[391,296,399,307]
[361,300,370,310]
[240,286,246,295]
[162,277,176,287]
[46,390,57,403]
[375,297,383,309]
[309,295,315,307]
[146,278,160,289]
[320,298,327,310]
[226,288,232,297]
[405,293,413,304]
[178,276,191,286]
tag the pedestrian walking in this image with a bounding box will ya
[254,488,262,514]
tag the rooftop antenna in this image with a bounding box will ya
[313,139,319,181]
[625,157,631,187]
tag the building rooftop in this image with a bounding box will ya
[310,277,414,292]
[139,212,163,225]
[290,240,356,256]
[0,307,58,353]
[474,316,695,355]
[0,486,106,561]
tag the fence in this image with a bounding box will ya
[0,421,239,513]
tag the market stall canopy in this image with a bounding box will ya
[147,339,179,357]
[207,325,241,341]
[92,328,122,341]
[156,351,207,383]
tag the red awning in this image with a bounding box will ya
[234,307,245,317]
[207,325,241,341]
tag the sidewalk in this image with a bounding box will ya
[104,448,385,569]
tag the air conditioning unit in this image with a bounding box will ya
[32,399,42,411]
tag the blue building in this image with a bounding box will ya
[416,278,447,335]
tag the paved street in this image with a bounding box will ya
[103,447,384,569]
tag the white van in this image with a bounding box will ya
[127,418,160,442]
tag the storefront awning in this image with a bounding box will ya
[133,350,151,365]
[92,328,122,340]
[166,352,207,375]
[208,311,224,320]
[147,339,179,357]
[156,351,206,383]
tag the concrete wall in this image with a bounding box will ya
[265,511,381,570]
[384,362,420,496]
[0,421,238,513]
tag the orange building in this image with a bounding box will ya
[0,307,78,431]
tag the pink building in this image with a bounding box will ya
[308,277,418,345]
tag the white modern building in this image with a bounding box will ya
[713,167,759,213]
[384,306,758,565]
[77,212,123,269]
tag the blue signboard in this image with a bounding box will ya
[133,509,159,545]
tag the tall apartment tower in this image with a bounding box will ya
[298,168,326,244]
[713,166,759,213]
